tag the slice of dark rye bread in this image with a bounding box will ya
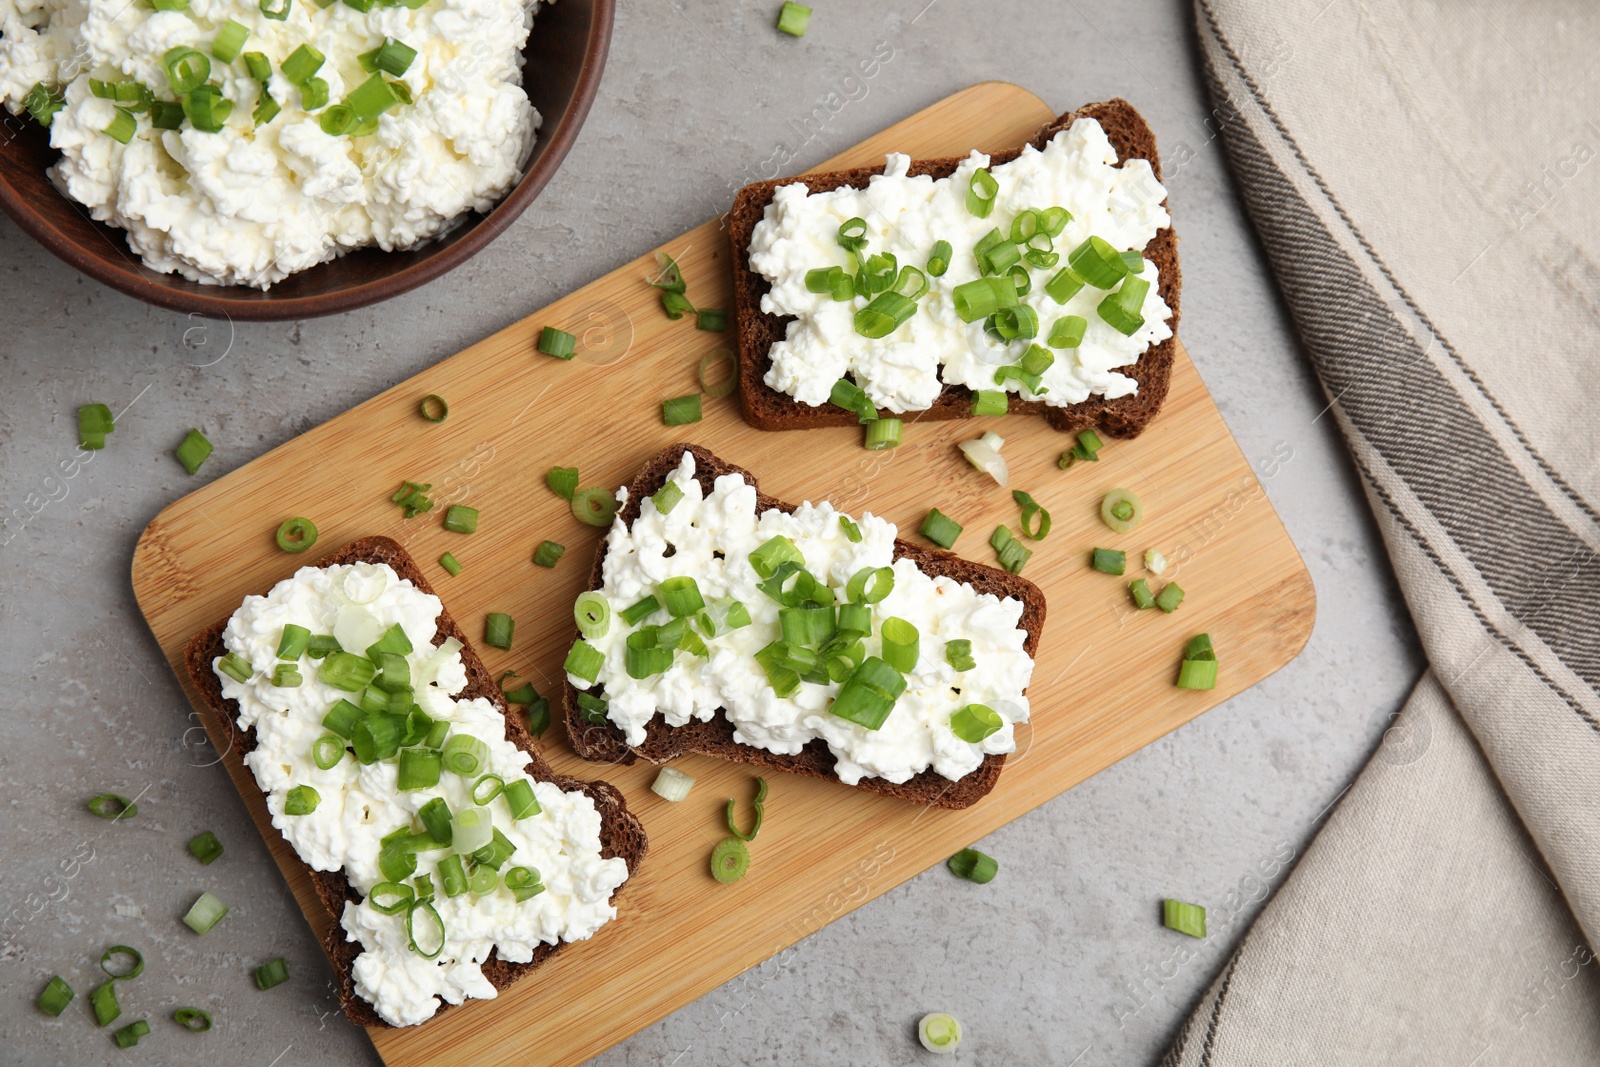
[726,98,1181,439]
[183,536,647,1030]
[561,443,1047,811]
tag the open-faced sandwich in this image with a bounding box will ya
[728,98,1179,438]
[185,536,646,1028]
[560,444,1046,810]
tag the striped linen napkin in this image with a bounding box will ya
[1164,2,1600,1062]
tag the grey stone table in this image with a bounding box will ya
[0,1,1422,1064]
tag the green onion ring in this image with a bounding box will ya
[419,394,448,422]
[571,487,618,527]
[275,516,317,553]
[407,900,446,958]
[100,946,144,980]
[698,348,738,398]
[471,774,505,805]
[173,1007,212,1031]
[725,776,767,842]
[88,793,137,819]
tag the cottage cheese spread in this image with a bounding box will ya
[0,0,545,287]
[748,119,1173,412]
[215,561,628,1027]
[571,452,1035,785]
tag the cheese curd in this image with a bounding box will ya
[572,452,1035,786]
[0,0,545,287]
[748,119,1173,412]
[215,561,628,1027]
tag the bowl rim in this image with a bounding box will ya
[0,0,615,321]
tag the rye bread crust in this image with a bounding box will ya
[726,98,1180,439]
[560,444,1047,811]
[183,536,647,1030]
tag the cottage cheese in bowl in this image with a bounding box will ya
[0,0,548,287]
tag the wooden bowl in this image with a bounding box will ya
[0,0,613,320]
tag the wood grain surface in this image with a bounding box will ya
[131,82,1316,1066]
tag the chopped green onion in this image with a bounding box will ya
[416,797,453,845]
[1145,548,1170,574]
[564,640,604,683]
[974,229,1020,276]
[625,629,674,679]
[417,393,448,423]
[438,854,468,897]
[187,829,224,865]
[919,508,963,549]
[273,516,317,553]
[1156,581,1185,613]
[545,466,579,500]
[436,551,462,577]
[283,785,320,815]
[944,638,976,673]
[662,291,695,320]
[175,428,213,475]
[212,19,250,61]
[216,651,251,683]
[242,52,271,82]
[98,945,143,981]
[321,699,363,738]
[113,1019,150,1049]
[370,37,417,76]
[832,516,861,546]
[621,595,661,626]
[275,625,310,662]
[1013,490,1051,540]
[280,43,324,86]
[947,847,997,883]
[650,767,695,802]
[1163,898,1207,938]
[270,663,302,687]
[504,778,541,819]
[1091,547,1126,575]
[319,104,354,136]
[367,881,413,916]
[750,536,804,579]
[528,540,564,569]
[88,793,138,819]
[1120,250,1146,275]
[970,389,1008,416]
[344,73,401,121]
[648,251,686,293]
[710,836,751,883]
[949,704,1001,743]
[37,975,74,1017]
[309,733,344,770]
[864,417,902,450]
[253,957,290,990]
[484,612,514,650]
[1059,428,1104,468]
[576,691,610,725]
[79,404,113,451]
[1100,488,1143,533]
[778,605,835,648]
[500,671,537,705]
[828,378,878,423]
[753,641,800,697]
[22,82,66,127]
[1130,578,1156,610]
[698,348,738,398]
[182,891,228,935]
[163,46,211,95]
[837,216,868,251]
[351,714,403,763]
[854,292,918,339]
[662,394,703,426]
[990,305,1039,342]
[658,577,703,619]
[572,486,618,527]
[451,806,493,855]
[437,735,486,780]
[504,865,545,902]
[880,617,919,673]
[776,0,811,36]
[1068,235,1129,289]
[1177,657,1216,690]
[1048,314,1088,348]
[966,167,998,218]
[441,504,477,534]
[926,239,952,277]
[318,651,376,692]
[725,776,767,842]
[1098,275,1150,336]
[845,565,894,604]
[990,525,1032,574]
[951,276,1016,322]
[538,326,576,359]
[391,480,435,518]
[173,1007,212,1032]
[696,307,728,332]
[575,590,612,636]
[830,657,907,730]
[919,1012,963,1054]
[651,480,684,516]
[472,827,516,870]
[183,84,233,130]
[102,106,137,144]
[395,748,440,791]
[1044,265,1086,305]
[467,775,503,806]
[1184,633,1215,660]
[90,980,121,1026]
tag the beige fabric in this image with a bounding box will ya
[1167,1,1600,1061]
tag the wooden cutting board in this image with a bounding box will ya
[132,81,1315,1066]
